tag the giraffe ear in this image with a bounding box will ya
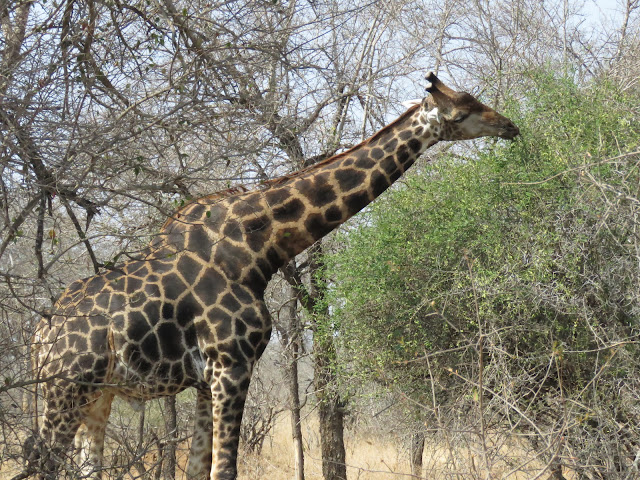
[426,107,441,125]
[401,99,422,109]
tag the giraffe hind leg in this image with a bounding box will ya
[36,381,86,479]
[37,382,112,479]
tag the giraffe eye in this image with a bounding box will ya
[454,114,468,123]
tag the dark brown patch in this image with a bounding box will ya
[243,215,270,233]
[240,306,263,329]
[162,273,187,301]
[195,320,214,342]
[273,198,305,223]
[145,282,161,298]
[380,156,398,175]
[130,291,147,308]
[68,333,88,352]
[344,191,370,215]
[396,145,411,164]
[213,241,251,280]
[305,183,336,207]
[408,138,422,153]
[305,213,333,240]
[127,314,149,342]
[231,284,254,304]
[194,268,226,304]
[157,323,184,360]
[266,246,284,270]
[324,206,343,223]
[96,292,110,309]
[144,300,160,322]
[231,194,262,217]
[141,334,160,362]
[177,294,202,326]
[162,303,174,320]
[370,148,384,160]
[265,188,291,207]
[244,216,271,252]
[234,318,247,337]
[85,276,106,296]
[244,267,268,293]
[204,203,227,224]
[185,203,206,221]
[216,319,232,341]
[177,255,202,285]
[371,171,390,197]
[188,225,212,258]
[334,169,365,192]
[220,293,241,312]
[222,220,243,242]
[383,137,398,152]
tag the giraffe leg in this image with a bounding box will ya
[74,390,114,479]
[186,387,213,479]
[36,382,86,479]
[209,363,253,480]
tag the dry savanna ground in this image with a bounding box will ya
[0,407,570,479]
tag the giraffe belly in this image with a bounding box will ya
[109,326,206,400]
[109,345,204,401]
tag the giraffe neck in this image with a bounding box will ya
[263,104,438,260]
[155,105,438,295]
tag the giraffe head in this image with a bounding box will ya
[423,72,519,141]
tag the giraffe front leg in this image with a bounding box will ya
[186,387,213,479]
[209,363,253,480]
[74,391,114,479]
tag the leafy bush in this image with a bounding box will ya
[325,72,640,477]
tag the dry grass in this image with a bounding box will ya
[237,414,567,480]
[238,414,416,480]
[0,412,571,479]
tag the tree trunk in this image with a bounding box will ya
[163,395,177,480]
[285,283,306,480]
[284,247,348,480]
[290,351,305,480]
[410,432,425,478]
[308,244,347,480]
[135,405,147,475]
[314,336,347,480]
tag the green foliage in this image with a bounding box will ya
[325,71,640,454]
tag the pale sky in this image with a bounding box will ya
[585,0,626,20]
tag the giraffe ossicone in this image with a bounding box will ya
[28,72,518,480]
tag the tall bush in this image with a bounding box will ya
[325,72,640,477]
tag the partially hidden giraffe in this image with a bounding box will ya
[29,72,519,480]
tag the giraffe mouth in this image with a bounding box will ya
[499,124,520,140]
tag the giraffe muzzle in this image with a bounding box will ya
[499,123,520,140]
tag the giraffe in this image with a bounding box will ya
[28,72,519,480]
